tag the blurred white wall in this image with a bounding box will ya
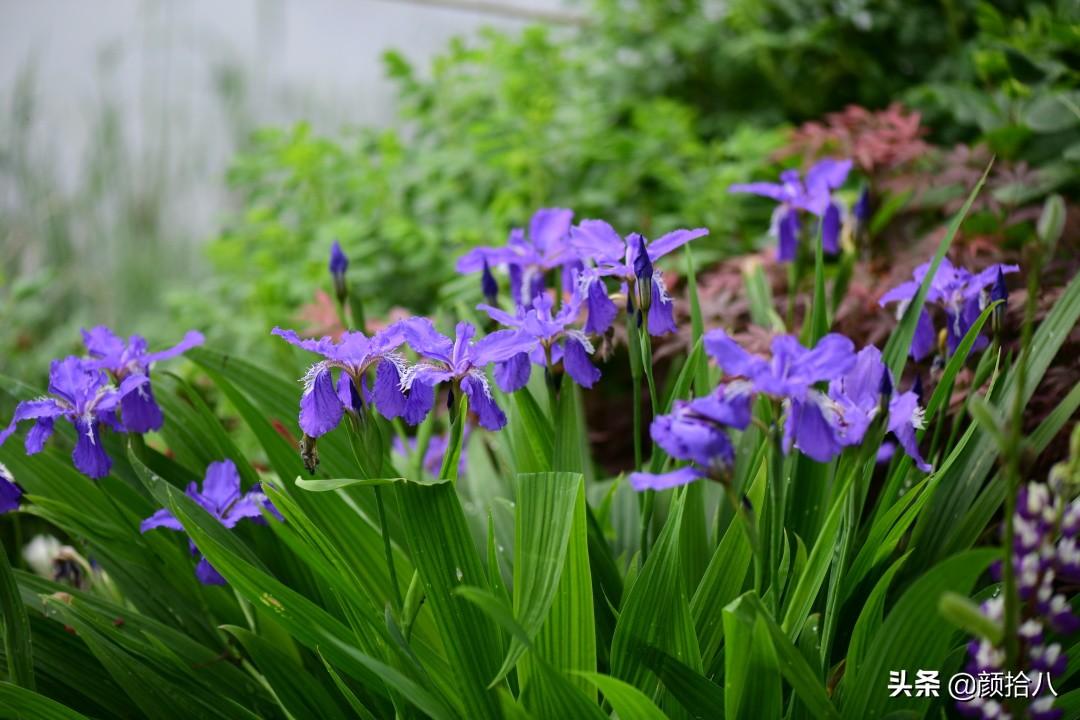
[0,0,570,234]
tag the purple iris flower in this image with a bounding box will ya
[329,240,349,302]
[568,219,709,335]
[140,459,281,585]
[879,258,1019,360]
[478,290,602,390]
[704,329,856,463]
[399,319,534,431]
[272,325,413,436]
[457,208,578,305]
[0,462,23,514]
[728,158,852,260]
[0,357,148,478]
[826,346,932,472]
[81,326,204,433]
[629,385,753,491]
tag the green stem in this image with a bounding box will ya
[765,427,786,610]
[723,482,762,592]
[373,485,403,613]
[638,330,661,561]
[626,299,649,558]
[1002,246,1042,675]
[543,344,559,420]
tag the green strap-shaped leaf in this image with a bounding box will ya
[692,456,767,670]
[0,682,90,720]
[492,472,581,686]
[294,477,401,491]
[0,543,33,690]
[638,644,725,718]
[841,549,997,719]
[520,475,597,702]
[723,596,781,720]
[576,672,667,720]
[611,492,703,696]
[150,463,455,720]
[222,625,349,720]
[395,478,504,719]
[456,586,607,720]
[739,594,840,719]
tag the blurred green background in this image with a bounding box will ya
[2,0,1078,381]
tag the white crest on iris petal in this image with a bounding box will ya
[909,403,926,430]
[398,363,425,392]
[767,204,785,241]
[466,367,492,396]
[651,270,672,304]
[725,379,755,399]
[381,351,409,376]
[807,389,844,427]
[565,329,595,354]
[300,361,330,395]
[0,461,12,484]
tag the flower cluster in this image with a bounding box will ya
[454,208,709,397]
[141,459,281,585]
[880,258,1018,361]
[0,357,146,478]
[0,325,202,479]
[275,209,713,450]
[958,477,1080,720]
[728,158,852,261]
[631,331,931,490]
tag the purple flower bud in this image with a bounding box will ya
[481,260,498,305]
[990,267,1008,305]
[329,240,349,302]
[821,202,841,254]
[633,234,653,283]
[878,368,893,399]
[853,186,871,224]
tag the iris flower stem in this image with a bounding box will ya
[765,426,786,611]
[1002,245,1042,676]
[786,262,799,331]
[723,481,762,591]
[373,485,403,613]
[625,306,649,558]
[638,330,661,561]
[543,345,559,420]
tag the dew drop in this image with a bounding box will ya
[455,567,464,582]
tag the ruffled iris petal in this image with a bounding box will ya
[299,368,344,437]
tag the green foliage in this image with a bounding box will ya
[1,222,1077,716]
[186,23,783,356]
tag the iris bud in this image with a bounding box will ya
[329,240,349,305]
[481,260,498,306]
[632,234,653,315]
[853,187,871,225]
